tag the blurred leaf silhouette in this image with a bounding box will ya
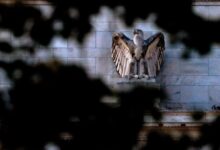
[0,0,219,55]
[0,0,219,150]
[0,60,165,150]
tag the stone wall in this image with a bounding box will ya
[161,3,220,111]
[1,3,220,111]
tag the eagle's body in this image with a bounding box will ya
[111,29,165,79]
[133,29,144,60]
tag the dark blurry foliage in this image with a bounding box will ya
[192,111,205,121]
[0,60,165,150]
[0,0,219,150]
[0,0,218,55]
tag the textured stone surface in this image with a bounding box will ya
[209,59,220,75]
[96,32,112,48]
[208,6,220,20]
[161,58,180,75]
[92,22,118,32]
[43,5,220,111]
[68,32,96,48]
[161,75,220,86]
[181,86,209,103]
[3,5,220,111]
[163,86,181,102]
[180,59,209,75]
[49,36,68,48]
[112,80,160,91]
[209,86,220,103]
[208,49,220,58]
[193,6,209,19]
[164,49,183,58]
[95,57,116,76]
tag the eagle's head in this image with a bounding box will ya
[133,29,144,38]
[133,29,144,48]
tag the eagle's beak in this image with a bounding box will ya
[133,29,137,35]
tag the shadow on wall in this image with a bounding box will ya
[0,0,220,150]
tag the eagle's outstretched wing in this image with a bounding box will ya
[144,32,165,77]
[111,32,134,77]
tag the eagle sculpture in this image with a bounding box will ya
[111,29,165,79]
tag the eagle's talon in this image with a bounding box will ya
[133,75,139,79]
[125,75,134,80]
[138,74,148,79]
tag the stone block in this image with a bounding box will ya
[165,48,209,58]
[93,48,112,58]
[160,103,195,111]
[209,86,220,103]
[161,75,220,86]
[78,48,111,58]
[53,48,77,58]
[180,58,208,75]
[95,57,116,76]
[193,103,213,111]
[53,47,111,59]
[164,49,183,58]
[111,79,160,91]
[208,6,220,20]
[208,48,220,58]
[209,59,220,75]
[194,76,220,85]
[161,58,180,75]
[163,86,181,101]
[181,86,209,103]
[92,22,117,32]
[96,32,112,48]
[49,36,68,48]
[193,6,209,20]
[161,76,181,86]
[68,32,96,48]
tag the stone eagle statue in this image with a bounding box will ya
[111,29,165,79]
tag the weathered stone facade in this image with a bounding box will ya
[1,2,220,111]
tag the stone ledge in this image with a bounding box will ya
[114,78,160,90]
[117,79,159,87]
[193,2,220,5]
[144,111,220,124]
[108,76,161,89]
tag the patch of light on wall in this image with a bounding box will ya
[208,6,220,20]
[0,30,11,43]
[33,4,54,19]
[192,5,220,20]
[90,6,115,23]
[44,142,60,150]
[193,6,209,20]
[49,36,67,48]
